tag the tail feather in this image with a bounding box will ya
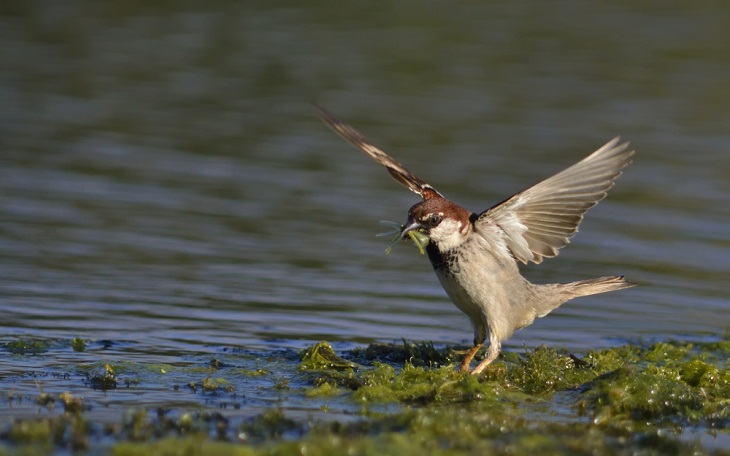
[560,275,637,298]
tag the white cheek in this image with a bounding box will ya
[429,219,466,250]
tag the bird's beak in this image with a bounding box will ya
[401,217,422,239]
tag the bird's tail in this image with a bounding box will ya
[527,275,636,325]
[559,275,637,299]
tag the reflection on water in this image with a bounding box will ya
[1,2,729,368]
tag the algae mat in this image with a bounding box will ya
[0,337,729,455]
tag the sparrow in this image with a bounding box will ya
[317,107,636,375]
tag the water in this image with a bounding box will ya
[1,0,729,420]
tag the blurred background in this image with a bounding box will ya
[1,1,728,360]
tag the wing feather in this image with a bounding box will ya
[317,106,442,200]
[477,137,634,264]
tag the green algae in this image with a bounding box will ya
[201,376,235,393]
[4,339,50,355]
[0,337,729,454]
[304,340,730,434]
[484,345,597,394]
[353,363,509,405]
[87,363,118,390]
[352,339,455,367]
[298,341,357,371]
[72,337,86,352]
[111,408,709,456]
[5,414,90,452]
[581,354,730,428]
[291,339,730,450]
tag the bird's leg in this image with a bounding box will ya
[471,338,501,375]
[460,343,482,372]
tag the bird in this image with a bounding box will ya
[317,106,636,375]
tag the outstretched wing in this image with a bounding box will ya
[317,106,442,200]
[476,137,634,264]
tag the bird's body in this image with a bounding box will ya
[427,229,632,373]
[318,107,636,374]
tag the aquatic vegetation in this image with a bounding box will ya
[4,339,50,355]
[378,220,430,255]
[72,337,86,352]
[298,341,356,371]
[581,354,730,428]
[86,363,118,390]
[352,339,455,367]
[0,337,727,454]
[58,392,85,415]
[201,377,235,393]
[110,406,711,456]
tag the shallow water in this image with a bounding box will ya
[1,0,729,437]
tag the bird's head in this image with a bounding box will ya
[402,198,473,251]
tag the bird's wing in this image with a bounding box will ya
[476,137,634,264]
[317,106,443,200]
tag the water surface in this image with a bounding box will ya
[1,0,729,428]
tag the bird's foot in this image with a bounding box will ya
[470,358,494,375]
[459,344,482,372]
[470,341,501,375]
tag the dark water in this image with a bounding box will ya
[1,0,729,399]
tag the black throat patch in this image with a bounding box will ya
[426,243,461,274]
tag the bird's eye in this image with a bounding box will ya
[425,213,442,225]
